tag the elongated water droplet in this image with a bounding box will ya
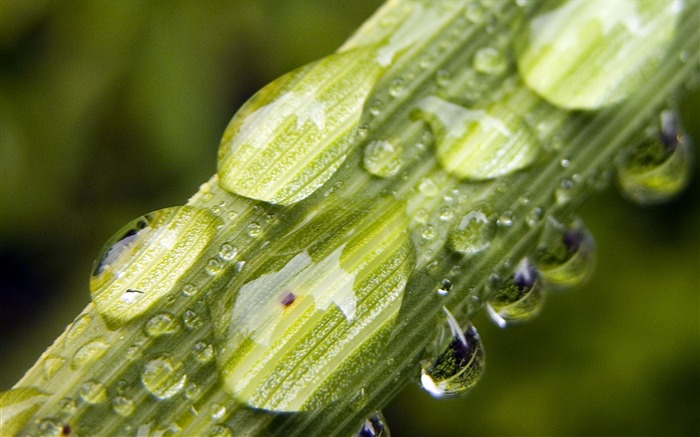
[616,110,693,205]
[414,93,539,180]
[217,48,385,205]
[355,411,390,437]
[71,337,109,369]
[534,218,595,288]
[449,209,495,256]
[517,0,682,109]
[421,308,484,398]
[90,206,221,327]
[141,355,187,400]
[486,258,544,327]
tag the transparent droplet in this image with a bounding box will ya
[388,78,406,97]
[206,258,224,276]
[525,207,544,227]
[438,205,454,221]
[616,110,693,205]
[218,244,238,261]
[66,314,92,343]
[449,209,495,256]
[183,310,203,330]
[192,342,215,363]
[420,308,485,398]
[363,140,402,177]
[43,355,66,379]
[58,397,77,415]
[36,418,63,437]
[355,411,390,437]
[555,177,579,206]
[181,283,199,297]
[79,380,106,404]
[141,355,187,400]
[497,210,514,227]
[247,223,262,238]
[473,47,507,75]
[185,382,202,401]
[90,206,220,327]
[534,218,595,288]
[211,403,227,421]
[112,395,135,417]
[209,425,233,437]
[144,313,179,337]
[368,99,384,117]
[71,337,109,369]
[486,258,544,327]
[464,2,487,24]
[421,224,436,240]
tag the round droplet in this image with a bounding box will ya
[247,223,262,238]
[525,207,543,227]
[141,355,187,400]
[616,110,693,205]
[421,309,485,398]
[363,140,402,177]
[206,258,224,276]
[112,396,135,417]
[79,380,106,404]
[211,404,227,421]
[473,47,507,74]
[355,411,390,437]
[36,418,63,437]
[388,78,406,97]
[192,342,215,363]
[497,210,514,227]
[218,244,237,262]
[486,258,544,327]
[185,382,202,400]
[71,337,109,369]
[437,279,453,296]
[449,209,495,256]
[183,310,203,330]
[144,313,179,337]
[90,206,221,327]
[534,218,595,288]
[181,284,199,297]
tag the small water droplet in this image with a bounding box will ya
[211,404,227,421]
[421,224,436,240]
[206,258,224,276]
[497,210,514,227]
[181,283,199,297]
[58,397,77,415]
[144,313,179,337]
[525,207,544,227]
[414,208,429,224]
[418,178,439,197]
[218,244,237,261]
[183,310,203,330]
[616,110,693,205]
[486,258,544,327]
[555,177,578,205]
[209,425,233,437]
[473,47,507,74]
[464,2,487,23]
[534,218,595,288]
[363,140,402,177]
[435,69,451,87]
[185,382,202,400]
[355,411,390,437]
[66,314,92,343]
[71,337,109,369]
[43,355,66,379]
[141,355,187,399]
[192,341,215,363]
[437,279,453,296]
[438,205,454,221]
[112,396,135,417]
[79,380,106,404]
[388,78,406,97]
[36,418,63,437]
[368,99,384,117]
[247,223,262,238]
[421,308,485,398]
[449,209,495,256]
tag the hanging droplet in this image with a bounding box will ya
[534,218,595,288]
[616,110,693,205]
[414,92,539,180]
[141,355,187,400]
[90,206,221,327]
[420,308,485,398]
[71,337,109,369]
[449,209,495,256]
[355,411,390,437]
[486,258,544,327]
[363,139,402,177]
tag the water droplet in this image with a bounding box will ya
[141,355,187,399]
[464,2,487,23]
[36,418,63,437]
[355,411,390,437]
[209,425,233,437]
[247,223,262,238]
[181,283,199,297]
[192,341,215,363]
[418,177,439,197]
[437,279,453,296]
[206,258,224,276]
[421,224,436,240]
[368,99,384,117]
[185,382,202,400]
[616,110,693,205]
[183,310,203,330]
[421,308,485,398]
[112,395,135,417]
[218,244,238,261]
[211,403,227,421]
[486,258,544,327]
[525,207,544,227]
[497,210,514,227]
[534,218,595,288]
[554,177,579,205]
[66,314,92,343]
[363,140,402,177]
[71,337,109,369]
[388,77,406,97]
[58,397,77,415]
[90,206,221,327]
[435,69,451,87]
[473,47,507,74]
[449,209,495,256]
[79,380,106,404]
[43,355,66,379]
[144,313,179,337]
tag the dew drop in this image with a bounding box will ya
[497,210,514,227]
[71,337,109,369]
[66,314,92,343]
[206,258,224,276]
[363,140,402,177]
[437,279,453,296]
[181,283,199,297]
[90,206,220,327]
[218,243,238,261]
[486,258,544,327]
[210,404,227,421]
[43,355,66,379]
[185,382,202,401]
[112,395,135,417]
[438,205,454,221]
[355,411,390,437]
[464,2,487,24]
[534,218,595,288]
[183,310,203,330]
[192,341,215,363]
[247,223,262,238]
[36,418,63,437]
[449,209,495,256]
[473,47,507,75]
[616,110,693,205]
[388,78,406,97]
[421,224,436,240]
[420,308,485,398]
[368,99,384,117]
[209,425,233,437]
[79,380,106,404]
[144,313,179,337]
[525,207,544,227]
[141,355,187,399]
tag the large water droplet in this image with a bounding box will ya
[141,355,187,400]
[90,206,221,327]
[363,140,402,177]
[449,209,495,256]
[420,308,485,398]
[534,218,595,288]
[486,258,544,327]
[71,337,109,369]
[355,411,390,437]
[414,94,539,180]
[616,110,693,205]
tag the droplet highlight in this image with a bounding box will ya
[486,258,544,327]
[355,411,390,437]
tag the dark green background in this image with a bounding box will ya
[1,1,698,436]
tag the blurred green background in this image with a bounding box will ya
[1,1,698,436]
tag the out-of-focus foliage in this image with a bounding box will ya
[1,1,697,435]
